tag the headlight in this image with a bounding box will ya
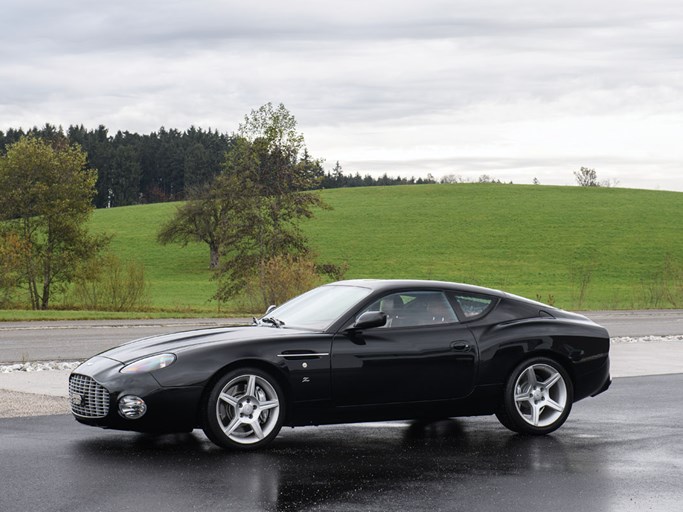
[120,353,176,374]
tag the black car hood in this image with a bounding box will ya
[99,325,317,363]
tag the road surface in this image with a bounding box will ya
[0,310,681,363]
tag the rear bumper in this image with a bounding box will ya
[591,374,611,397]
[574,355,611,402]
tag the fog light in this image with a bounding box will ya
[118,395,147,419]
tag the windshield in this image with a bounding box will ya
[263,284,372,331]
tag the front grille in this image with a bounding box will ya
[69,374,110,418]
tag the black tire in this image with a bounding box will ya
[495,357,573,435]
[202,367,285,450]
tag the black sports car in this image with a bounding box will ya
[69,280,611,450]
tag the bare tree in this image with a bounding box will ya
[574,167,599,187]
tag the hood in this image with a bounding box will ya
[99,325,315,363]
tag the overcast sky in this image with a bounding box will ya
[1,0,682,191]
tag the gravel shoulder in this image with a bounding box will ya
[0,389,69,418]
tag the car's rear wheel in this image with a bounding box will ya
[495,357,573,435]
[202,368,285,450]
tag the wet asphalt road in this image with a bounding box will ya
[1,374,682,512]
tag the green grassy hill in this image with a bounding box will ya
[85,183,682,313]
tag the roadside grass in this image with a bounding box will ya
[0,310,234,322]
[3,183,682,319]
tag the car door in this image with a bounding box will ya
[330,290,478,406]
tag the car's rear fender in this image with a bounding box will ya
[469,317,609,390]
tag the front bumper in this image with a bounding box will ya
[70,356,204,433]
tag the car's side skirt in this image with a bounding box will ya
[285,384,503,427]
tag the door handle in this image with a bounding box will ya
[450,341,470,351]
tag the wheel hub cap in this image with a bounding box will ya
[514,363,568,428]
[215,374,281,445]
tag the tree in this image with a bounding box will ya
[440,174,462,184]
[156,103,327,301]
[184,142,214,189]
[332,161,345,185]
[157,182,228,269]
[0,230,27,306]
[0,137,107,309]
[574,167,599,187]
[214,103,326,305]
[88,125,114,207]
[109,144,141,206]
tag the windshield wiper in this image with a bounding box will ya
[260,317,285,328]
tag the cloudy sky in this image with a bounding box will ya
[1,0,682,191]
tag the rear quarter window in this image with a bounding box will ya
[453,294,494,319]
[485,298,540,323]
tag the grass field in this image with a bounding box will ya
[88,202,218,311]
[2,183,682,319]
[304,184,682,310]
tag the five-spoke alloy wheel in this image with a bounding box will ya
[496,357,573,435]
[203,368,285,450]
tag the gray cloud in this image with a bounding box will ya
[1,0,682,190]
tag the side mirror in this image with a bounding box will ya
[265,304,277,316]
[353,311,387,330]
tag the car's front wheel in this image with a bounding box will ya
[496,357,573,435]
[202,368,285,450]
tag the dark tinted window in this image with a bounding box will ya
[362,291,458,328]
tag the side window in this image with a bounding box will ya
[453,294,494,319]
[361,291,458,328]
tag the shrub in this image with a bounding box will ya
[640,255,682,308]
[315,261,349,281]
[73,254,149,311]
[240,254,322,312]
[569,246,599,309]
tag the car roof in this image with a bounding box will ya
[328,279,509,299]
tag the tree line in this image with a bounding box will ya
[3,124,611,214]
[321,162,438,188]
[0,125,451,210]
[0,124,233,208]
